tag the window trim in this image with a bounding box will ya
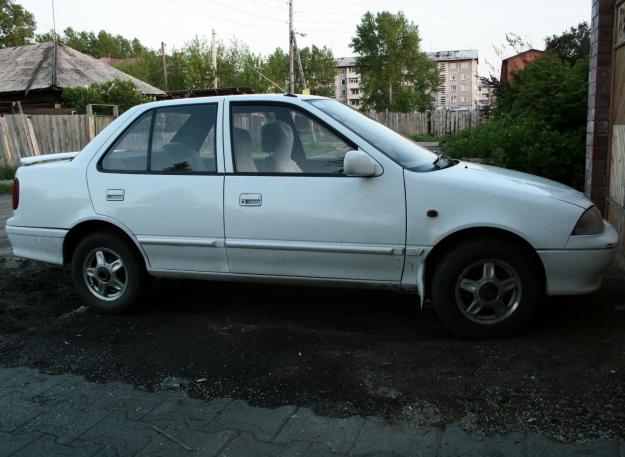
[229,101,359,178]
[97,103,220,176]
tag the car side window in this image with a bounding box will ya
[150,105,217,173]
[231,105,353,175]
[101,112,151,172]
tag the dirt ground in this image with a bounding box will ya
[1,245,624,444]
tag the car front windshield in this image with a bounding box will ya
[307,99,439,171]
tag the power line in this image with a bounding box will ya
[193,0,286,23]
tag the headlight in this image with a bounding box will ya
[572,206,604,235]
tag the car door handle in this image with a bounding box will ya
[106,189,125,201]
[239,193,262,206]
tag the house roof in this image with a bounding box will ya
[426,49,478,61]
[0,42,165,96]
[335,56,356,67]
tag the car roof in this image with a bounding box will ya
[140,93,328,109]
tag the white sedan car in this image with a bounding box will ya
[5,94,618,337]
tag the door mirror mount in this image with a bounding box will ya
[343,150,382,177]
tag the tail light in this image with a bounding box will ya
[12,177,19,210]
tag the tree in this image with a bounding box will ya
[299,45,336,96]
[545,22,590,64]
[0,0,36,47]
[61,79,150,114]
[351,11,440,112]
[36,27,148,59]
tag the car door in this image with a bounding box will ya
[223,100,406,282]
[87,101,227,273]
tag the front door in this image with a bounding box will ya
[223,101,406,282]
[87,102,227,273]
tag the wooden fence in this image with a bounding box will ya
[0,114,113,168]
[367,110,483,136]
[0,109,482,168]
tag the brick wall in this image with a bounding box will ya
[586,0,616,214]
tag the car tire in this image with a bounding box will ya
[431,238,541,338]
[71,231,146,314]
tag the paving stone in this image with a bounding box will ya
[527,433,620,457]
[274,407,364,455]
[218,431,311,457]
[0,431,43,456]
[15,400,110,445]
[205,399,296,441]
[0,368,63,400]
[0,394,52,432]
[350,418,439,457]
[136,425,237,457]
[141,393,232,430]
[70,412,154,456]
[305,442,349,457]
[439,425,525,457]
[12,434,98,457]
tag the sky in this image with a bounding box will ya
[20,0,590,77]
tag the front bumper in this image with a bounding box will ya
[5,225,67,265]
[538,220,619,295]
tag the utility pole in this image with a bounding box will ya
[293,33,307,93]
[288,0,295,93]
[211,29,218,89]
[161,42,169,91]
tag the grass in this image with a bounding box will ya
[0,184,11,194]
[0,167,16,180]
[409,134,444,142]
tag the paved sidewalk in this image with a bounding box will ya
[0,367,623,457]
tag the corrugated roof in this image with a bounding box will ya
[426,49,479,61]
[0,42,165,96]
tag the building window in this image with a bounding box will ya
[349,78,359,84]
[451,95,457,102]
[338,68,346,75]
[341,80,346,85]
[449,62,457,69]
[450,85,457,92]
[460,61,469,69]
[460,73,468,81]
[460,84,468,91]
[461,95,468,103]
[450,74,457,81]
[350,88,359,95]
[341,89,346,96]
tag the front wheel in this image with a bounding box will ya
[71,231,146,314]
[431,238,542,338]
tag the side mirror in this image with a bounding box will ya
[343,150,383,177]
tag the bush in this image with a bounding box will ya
[440,115,585,189]
[440,52,588,189]
[61,79,150,114]
[0,166,16,180]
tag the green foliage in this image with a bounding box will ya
[441,51,589,189]
[351,11,440,112]
[0,166,16,179]
[299,45,336,96]
[0,0,35,47]
[61,79,150,114]
[116,37,336,95]
[410,134,441,142]
[36,27,147,59]
[0,184,11,194]
[545,22,590,64]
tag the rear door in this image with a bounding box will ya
[87,101,227,273]
[223,100,406,282]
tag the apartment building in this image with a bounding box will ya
[334,57,362,108]
[335,50,483,111]
[426,49,480,110]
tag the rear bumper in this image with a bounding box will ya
[538,247,617,295]
[5,225,67,265]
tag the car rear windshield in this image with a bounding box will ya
[307,99,438,171]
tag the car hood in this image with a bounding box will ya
[448,161,591,209]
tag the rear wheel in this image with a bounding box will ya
[71,231,145,314]
[431,238,542,338]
